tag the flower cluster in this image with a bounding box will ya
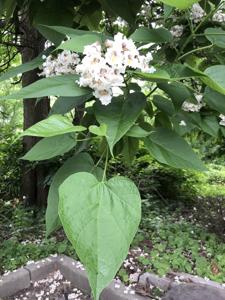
[219,114,225,126]
[182,94,204,112]
[76,33,155,105]
[40,34,154,105]
[170,25,184,38]
[190,3,206,23]
[113,17,128,29]
[213,10,225,23]
[40,50,80,77]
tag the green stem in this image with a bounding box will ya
[146,86,158,98]
[177,3,222,58]
[76,138,94,142]
[93,149,106,170]
[102,147,109,182]
[177,44,213,60]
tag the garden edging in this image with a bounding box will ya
[0,255,146,299]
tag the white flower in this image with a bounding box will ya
[179,120,187,126]
[40,50,80,77]
[219,114,225,126]
[113,17,128,28]
[170,25,184,38]
[77,32,154,105]
[93,89,112,105]
[182,94,204,112]
[213,10,225,23]
[190,4,206,23]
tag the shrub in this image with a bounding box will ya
[0,127,23,200]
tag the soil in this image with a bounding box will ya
[5,270,91,300]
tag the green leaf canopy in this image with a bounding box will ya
[59,172,141,299]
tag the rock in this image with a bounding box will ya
[162,284,225,300]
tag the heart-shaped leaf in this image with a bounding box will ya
[89,124,107,136]
[59,173,141,299]
[46,153,102,236]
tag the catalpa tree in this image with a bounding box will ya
[1,0,225,298]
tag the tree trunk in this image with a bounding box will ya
[20,14,50,206]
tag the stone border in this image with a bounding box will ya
[1,255,225,299]
[139,272,225,292]
[0,255,147,299]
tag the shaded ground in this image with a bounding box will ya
[1,197,225,286]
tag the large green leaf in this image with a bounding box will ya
[94,92,146,154]
[59,172,141,299]
[50,95,91,115]
[157,0,199,9]
[204,87,225,115]
[41,25,106,52]
[37,25,65,46]
[158,82,193,109]
[58,35,106,53]
[0,55,44,83]
[144,127,206,171]
[89,124,107,136]
[200,116,219,137]
[122,137,139,165]
[126,125,150,138]
[20,115,86,138]
[205,28,225,49]
[46,153,101,236]
[165,64,203,81]
[98,0,143,25]
[133,70,171,82]
[186,64,225,96]
[0,75,90,100]
[134,65,200,83]
[130,27,172,43]
[21,133,77,161]
[153,95,175,116]
[32,0,74,28]
[204,65,225,95]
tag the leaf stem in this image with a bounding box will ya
[102,147,109,182]
[177,3,222,58]
[177,44,213,60]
